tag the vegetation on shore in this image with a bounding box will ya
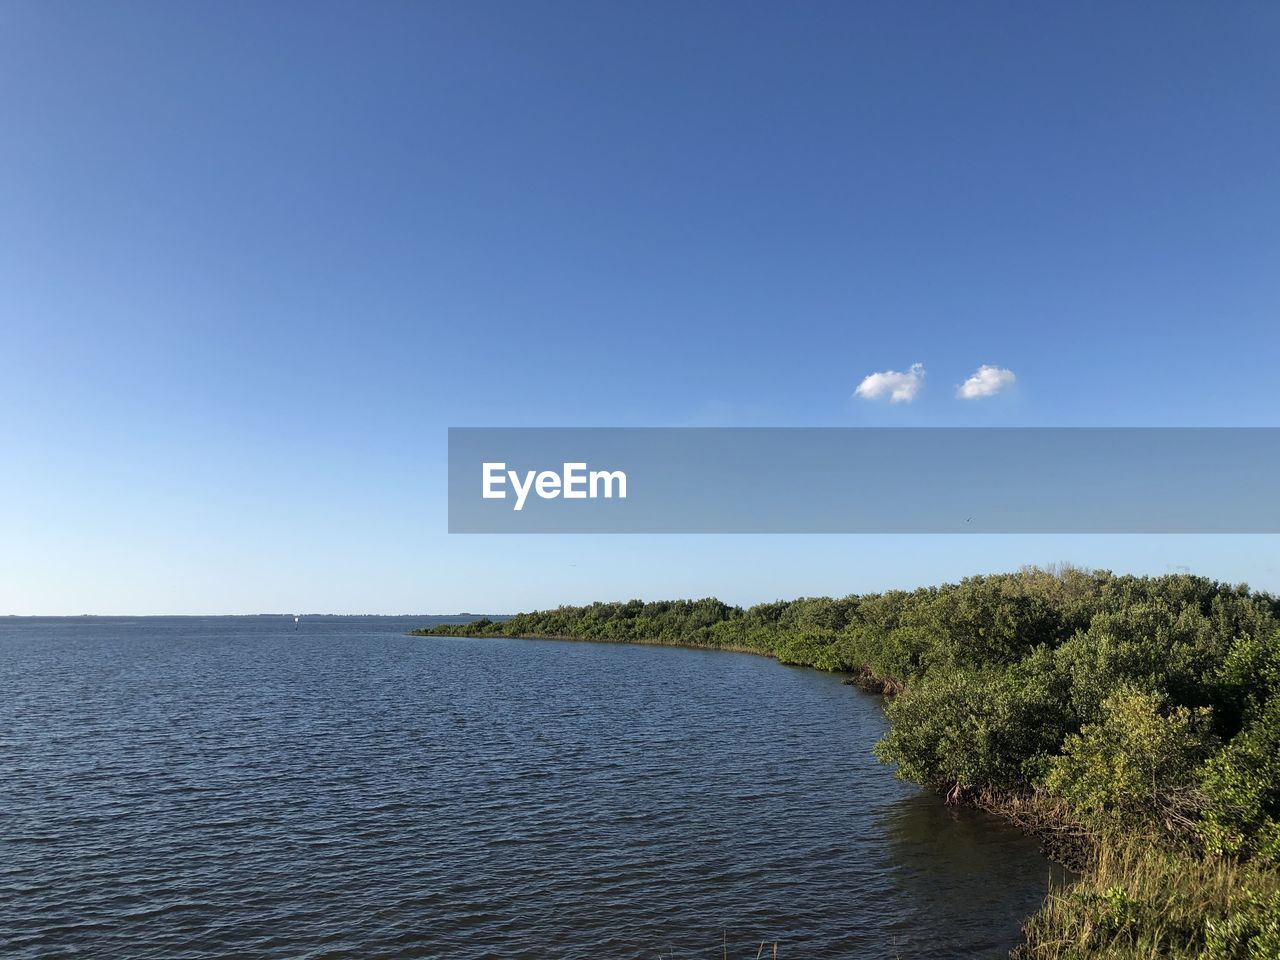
[412,568,1280,957]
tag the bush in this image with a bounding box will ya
[1200,695,1280,862]
[875,666,1070,796]
[1202,888,1280,959]
[1044,685,1214,830]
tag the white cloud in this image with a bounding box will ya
[957,365,1016,399]
[854,363,925,403]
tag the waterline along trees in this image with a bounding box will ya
[413,568,1280,957]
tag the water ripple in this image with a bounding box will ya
[0,617,1060,958]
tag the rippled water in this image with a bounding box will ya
[1,617,1062,958]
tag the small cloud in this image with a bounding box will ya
[957,365,1016,399]
[854,363,925,403]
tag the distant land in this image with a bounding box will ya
[3,613,514,620]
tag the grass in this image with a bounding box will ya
[1014,836,1280,959]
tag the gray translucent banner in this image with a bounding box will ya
[448,428,1280,533]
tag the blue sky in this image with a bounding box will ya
[2,2,1278,614]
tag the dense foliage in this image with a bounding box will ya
[414,568,1280,956]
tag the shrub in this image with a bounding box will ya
[1199,695,1280,862]
[1044,685,1215,830]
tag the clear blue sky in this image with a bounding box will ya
[3,2,1278,614]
